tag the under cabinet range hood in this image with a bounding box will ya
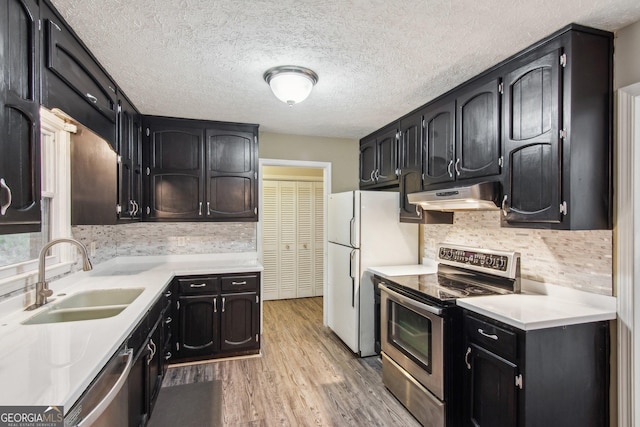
[407,181,501,211]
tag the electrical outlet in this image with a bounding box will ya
[89,241,96,257]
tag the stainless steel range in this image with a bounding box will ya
[375,244,521,427]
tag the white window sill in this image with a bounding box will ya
[0,261,74,299]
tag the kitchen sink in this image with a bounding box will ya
[22,288,144,325]
[52,288,144,309]
[23,306,127,325]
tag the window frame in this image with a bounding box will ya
[0,108,74,297]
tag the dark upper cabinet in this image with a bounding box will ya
[359,124,399,189]
[502,49,562,225]
[501,29,612,229]
[399,112,424,222]
[205,128,258,221]
[0,0,41,235]
[145,117,205,220]
[41,1,117,147]
[455,78,502,180]
[422,97,456,186]
[117,94,143,221]
[144,116,258,222]
[220,292,260,352]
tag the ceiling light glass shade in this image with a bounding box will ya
[264,66,318,106]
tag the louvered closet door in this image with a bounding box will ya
[262,181,279,300]
[278,182,297,299]
[296,182,314,297]
[313,182,324,296]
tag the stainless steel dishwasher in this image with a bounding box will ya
[64,346,133,427]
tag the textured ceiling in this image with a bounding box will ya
[50,0,640,139]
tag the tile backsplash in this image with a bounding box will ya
[423,211,613,296]
[72,222,257,266]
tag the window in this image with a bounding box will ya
[0,109,72,297]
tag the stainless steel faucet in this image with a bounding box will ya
[33,238,93,307]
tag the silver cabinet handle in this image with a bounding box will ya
[465,347,471,369]
[198,201,203,216]
[501,195,509,217]
[415,205,421,217]
[454,158,461,176]
[0,178,12,215]
[164,290,172,297]
[133,200,139,216]
[85,93,98,104]
[231,281,247,286]
[165,316,172,324]
[221,297,226,312]
[478,328,499,340]
[207,201,211,216]
[213,297,217,313]
[376,169,387,179]
[370,170,376,182]
[447,160,454,178]
[190,283,207,288]
[146,343,153,365]
[77,349,134,427]
[164,352,172,360]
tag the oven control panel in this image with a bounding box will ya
[438,247,510,272]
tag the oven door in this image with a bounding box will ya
[380,283,444,400]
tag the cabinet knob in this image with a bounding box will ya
[0,178,12,215]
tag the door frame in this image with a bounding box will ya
[616,82,640,427]
[258,158,332,325]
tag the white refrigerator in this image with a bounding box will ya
[327,191,418,356]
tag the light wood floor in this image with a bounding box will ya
[163,297,420,426]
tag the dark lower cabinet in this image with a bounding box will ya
[178,295,219,358]
[220,292,260,352]
[173,272,261,363]
[467,344,518,427]
[462,310,609,427]
[127,283,173,427]
[0,0,41,234]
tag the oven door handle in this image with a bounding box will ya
[378,283,443,315]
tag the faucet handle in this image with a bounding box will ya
[39,288,53,299]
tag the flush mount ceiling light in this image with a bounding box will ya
[263,66,318,106]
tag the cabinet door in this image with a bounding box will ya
[0,0,41,234]
[146,121,204,219]
[466,344,518,427]
[128,345,149,427]
[178,295,219,358]
[456,78,501,180]
[375,127,399,186]
[147,318,164,415]
[220,292,260,352]
[205,128,257,220]
[117,95,142,220]
[42,4,117,145]
[422,98,455,186]
[502,50,563,224]
[359,138,377,187]
[399,112,424,222]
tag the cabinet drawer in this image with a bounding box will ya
[221,274,258,292]
[177,277,219,295]
[465,315,517,360]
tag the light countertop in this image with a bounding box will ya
[369,264,616,331]
[0,253,262,411]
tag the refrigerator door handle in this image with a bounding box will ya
[349,217,355,248]
[350,249,356,307]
